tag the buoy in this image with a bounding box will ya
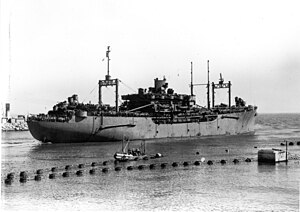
[5,178,13,185]
[172,162,178,167]
[20,171,28,178]
[297,141,300,145]
[34,175,42,181]
[49,173,56,179]
[115,167,121,171]
[207,160,213,165]
[76,170,83,176]
[36,169,43,175]
[254,146,257,148]
[7,173,14,180]
[289,142,294,146]
[155,153,162,158]
[245,158,251,162]
[280,143,285,146]
[161,163,167,168]
[19,177,27,183]
[149,164,156,169]
[200,157,205,162]
[183,161,189,166]
[91,162,97,167]
[220,160,226,164]
[196,152,200,155]
[51,167,58,172]
[102,168,109,173]
[65,165,71,170]
[143,157,149,160]
[225,149,229,153]
[138,165,146,170]
[89,169,96,174]
[127,166,134,170]
[103,161,108,166]
[194,161,200,166]
[78,164,85,168]
[233,159,239,164]
[62,172,69,177]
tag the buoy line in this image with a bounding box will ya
[4,156,300,185]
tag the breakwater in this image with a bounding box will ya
[2,122,28,131]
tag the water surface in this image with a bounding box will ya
[1,113,300,211]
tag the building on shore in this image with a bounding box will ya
[1,103,28,131]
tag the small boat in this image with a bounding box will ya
[114,137,146,161]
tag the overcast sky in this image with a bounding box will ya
[1,0,300,115]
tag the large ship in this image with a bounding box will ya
[27,47,257,143]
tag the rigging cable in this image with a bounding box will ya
[82,85,98,103]
[119,80,137,94]
[119,80,152,102]
[103,86,123,104]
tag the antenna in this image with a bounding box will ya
[219,73,224,84]
[190,62,193,96]
[106,46,110,77]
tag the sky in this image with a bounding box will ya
[1,0,300,116]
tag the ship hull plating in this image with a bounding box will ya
[28,109,257,143]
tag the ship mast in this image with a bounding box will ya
[192,60,211,110]
[190,62,193,96]
[211,72,232,108]
[98,46,119,112]
[207,60,210,110]
[106,46,110,77]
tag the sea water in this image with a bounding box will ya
[1,113,300,211]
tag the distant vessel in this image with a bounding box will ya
[27,47,257,143]
[114,137,146,161]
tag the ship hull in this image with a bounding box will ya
[27,109,257,143]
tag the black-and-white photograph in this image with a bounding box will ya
[1,0,300,211]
